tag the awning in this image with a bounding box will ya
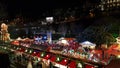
[85,64,95,68]
[43,54,51,60]
[58,58,69,66]
[21,48,25,52]
[31,51,40,57]
[68,60,76,68]
[50,55,69,66]
[31,52,38,56]
[18,48,25,52]
[36,53,41,57]
[50,56,56,62]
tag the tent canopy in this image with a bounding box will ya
[80,41,96,49]
[81,41,96,46]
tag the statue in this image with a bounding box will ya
[0,23,10,42]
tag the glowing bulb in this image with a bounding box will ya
[64,59,67,62]
[25,50,28,52]
[41,53,44,57]
[46,55,49,57]
[29,50,32,53]
[61,40,67,44]
[4,47,7,49]
[17,47,19,50]
[57,57,60,61]
[38,58,41,61]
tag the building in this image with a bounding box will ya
[100,0,120,11]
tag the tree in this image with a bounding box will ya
[80,25,116,47]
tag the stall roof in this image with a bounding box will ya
[68,60,76,68]
[81,41,96,46]
[59,58,69,65]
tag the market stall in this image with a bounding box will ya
[81,41,96,49]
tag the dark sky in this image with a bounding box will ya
[0,0,83,17]
[0,0,101,18]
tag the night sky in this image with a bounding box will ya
[0,0,83,17]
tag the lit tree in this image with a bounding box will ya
[81,25,116,47]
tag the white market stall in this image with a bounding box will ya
[80,41,96,49]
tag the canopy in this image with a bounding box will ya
[16,37,22,40]
[80,41,96,49]
[81,41,96,46]
[85,64,95,68]
[43,54,51,60]
[50,56,56,62]
[58,58,69,66]
[68,60,76,68]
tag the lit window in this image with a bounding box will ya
[113,0,115,2]
[113,4,116,6]
[110,5,112,7]
[110,0,112,3]
[107,1,109,3]
[117,3,120,6]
